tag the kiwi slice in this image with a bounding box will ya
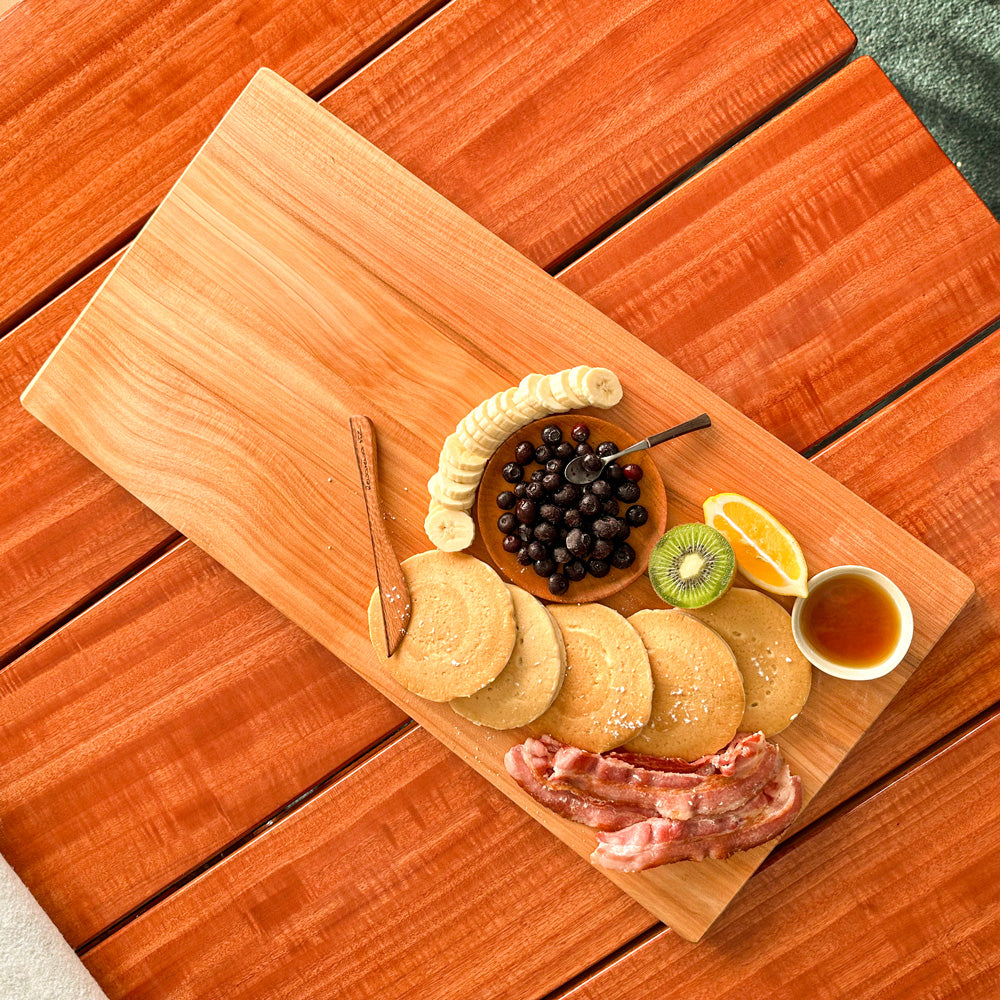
[648,523,735,608]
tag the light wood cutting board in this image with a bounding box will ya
[22,69,973,942]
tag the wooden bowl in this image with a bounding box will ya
[475,414,667,603]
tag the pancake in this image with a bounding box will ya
[531,603,652,753]
[624,609,744,759]
[682,588,811,736]
[450,584,566,729]
[367,550,515,701]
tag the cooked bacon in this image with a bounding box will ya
[549,733,780,820]
[591,763,802,871]
[504,738,658,831]
[504,732,803,870]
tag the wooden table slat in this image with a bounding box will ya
[561,56,1000,454]
[0,0,446,336]
[800,327,1000,825]
[325,0,856,271]
[559,710,1000,1000]
[0,540,407,947]
[82,727,653,1000]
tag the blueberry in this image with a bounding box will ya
[592,538,613,561]
[514,441,535,465]
[515,498,536,524]
[575,442,594,457]
[553,546,572,565]
[517,546,533,565]
[541,425,562,445]
[566,528,593,558]
[571,423,590,443]
[545,458,564,475]
[593,516,620,540]
[579,493,600,516]
[605,462,624,481]
[596,441,619,458]
[626,504,648,526]
[502,534,520,554]
[534,444,552,464]
[581,453,603,475]
[502,461,523,484]
[601,499,621,517]
[533,558,556,578]
[496,490,516,510]
[514,482,528,498]
[525,481,545,500]
[553,484,580,507]
[588,558,610,578]
[541,472,562,493]
[498,512,517,534]
[548,573,569,596]
[563,507,583,529]
[526,540,546,562]
[540,503,563,524]
[555,441,574,459]
[565,559,587,582]
[534,521,557,543]
[611,542,636,569]
[517,524,534,543]
[616,520,631,542]
[616,481,641,503]
[590,479,612,499]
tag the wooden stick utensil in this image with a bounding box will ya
[350,415,411,656]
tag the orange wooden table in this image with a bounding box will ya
[2,2,999,997]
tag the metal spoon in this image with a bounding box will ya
[563,413,712,484]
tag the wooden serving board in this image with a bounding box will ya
[22,70,972,941]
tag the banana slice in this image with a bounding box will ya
[532,373,566,412]
[438,460,482,486]
[486,393,521,434]
[573,366,622,408]
[440,433,489,472]
[428,472,477,510]
[551,369,588,409]
[454,424,494,459]
[424,502,476,551]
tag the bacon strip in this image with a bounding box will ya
[550,733,779,820]
[504,738,658,831]
[591,764,803,871]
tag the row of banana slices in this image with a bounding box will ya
[425,366,623,551]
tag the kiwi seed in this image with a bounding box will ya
[648,523,735,608]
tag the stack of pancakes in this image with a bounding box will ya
[368,551,812,757]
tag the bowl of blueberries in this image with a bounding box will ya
[475,413,667,602]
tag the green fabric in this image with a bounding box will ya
[832,0,1000,220]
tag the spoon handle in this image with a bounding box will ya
[614,413,712,460]
[350,415,411,657]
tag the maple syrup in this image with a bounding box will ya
[800,572,901,668]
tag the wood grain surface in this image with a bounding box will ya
[82,728,653,1000]
[325,0,855,270]
[801,329,1000,823]
[0,0,853,338]
[0,0,443,336]
[0,540,407,947]
[561,57,1000,454]
[0,249,178,664]
[0,0,854,667]
[21,70,972,940]
[559,710,1000,1000]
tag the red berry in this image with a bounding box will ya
[570,423,590,443]
[623,464,643,482]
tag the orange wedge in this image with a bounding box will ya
[702,493,808,598]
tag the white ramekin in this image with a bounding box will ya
[791,565,914,680]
